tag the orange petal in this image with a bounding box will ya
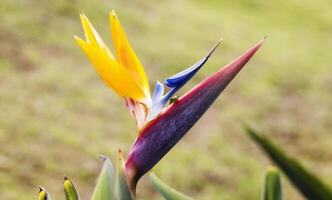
[75,36,146,100]
[109,11,150,98]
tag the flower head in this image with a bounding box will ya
[75,11,219,128]
[76,11,264,195]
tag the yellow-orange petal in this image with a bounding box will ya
[80,13,114,58]
[75,36,147,100]
[80,14,103,47]
[109,10,150,98]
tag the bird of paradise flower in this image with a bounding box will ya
[75,10,264,196]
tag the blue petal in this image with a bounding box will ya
[161,40,222,104]
[147,81,165,121]
[152,81,164,103]
[165,40,221,89]
[164,57,207,88]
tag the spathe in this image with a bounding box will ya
[125,38,265,189]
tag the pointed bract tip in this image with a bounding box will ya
[259,36,267,46]
[245,37,265,56]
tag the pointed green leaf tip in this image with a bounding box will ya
[149,173,193,200]
[245,126,332,200]
[91,155,115,200]
[38,187,51,200]
[262,167,283,200]
[64,176,80,200]
[117,150,134,200]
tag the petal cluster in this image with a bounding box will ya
[75,12,149,100]
[76,11,220,128]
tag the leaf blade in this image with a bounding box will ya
[64,176,80,200]
[262,166,283,200]
[149,173,193,200]
[38,187,51,200]
[117,150,135,200]
[246,127,332,200]
[91,156,115,200]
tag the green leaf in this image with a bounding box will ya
[246,126,332,200]
[149,173,193,200]
[116,150,134,200]
[38,186,51,200]
[64,176,80,200]
[91,155,115,200]
[262,166,283,200]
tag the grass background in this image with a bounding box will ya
[0,0,332,199]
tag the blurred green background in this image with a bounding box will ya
[0,0,332,199]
